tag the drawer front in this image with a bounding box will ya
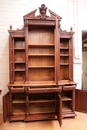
[28,87,62,94]
[10,87,24,93]
[63,85,76,91]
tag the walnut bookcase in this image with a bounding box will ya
[3,4,76,127]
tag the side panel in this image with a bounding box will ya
[75,89,87,113]
[3,92,10,122]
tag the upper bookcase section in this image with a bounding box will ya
[23,4,62,26]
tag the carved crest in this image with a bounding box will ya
[39,4,47,19]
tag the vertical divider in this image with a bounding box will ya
[9,35,14,83]
[13,38,15,82]
[69,37,73,81]
[26,91,29,116]
[55,16,60,86]
[25,24,29,82]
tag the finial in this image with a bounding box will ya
[70,27,73,31]
[10,25,12,30]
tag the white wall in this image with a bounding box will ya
[0,0,86,114]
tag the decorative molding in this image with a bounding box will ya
[28,19,55,25]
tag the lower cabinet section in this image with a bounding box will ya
[3,85,76,127]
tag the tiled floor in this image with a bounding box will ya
[0,112,87,130]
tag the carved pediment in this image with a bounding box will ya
[23,9,37,19]
[48,9,62,20]
[23,4,62,20]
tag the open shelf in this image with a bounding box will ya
[12,104,26,115]
[28,103,55,114]
[14,38,25,48]
[28,68,55,81]
[14,71,25,82]
[62,104,72,112]
[29,93,55,103]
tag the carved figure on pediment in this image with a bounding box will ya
[39,4,47,19]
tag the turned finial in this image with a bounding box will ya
[10,25,12,30]
[70,27,72,31]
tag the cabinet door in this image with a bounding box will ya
[3,92,10,122]
[75,89,87,113]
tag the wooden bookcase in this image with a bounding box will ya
[3,4,76,126]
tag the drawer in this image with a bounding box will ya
[10,87,24,93]
[28,87,62,94]
[63,85,76,91]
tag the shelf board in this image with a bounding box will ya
[28,44,54,46]
[8,81,56,87]
[10,115,25,121]
[29,99,55,103]
[14,48,25,50]
[25,113,57,121]
[62,96,72,101]
[60,47,69,49]
[27,81,56,87]
[60,54,69,56]
[8,81,25,85]
[28,54,55,56]
[60,63,69,65]
[12,99,26,104]
[14,61,25,63]
[14,69,25,71]
[28,66,55,68]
